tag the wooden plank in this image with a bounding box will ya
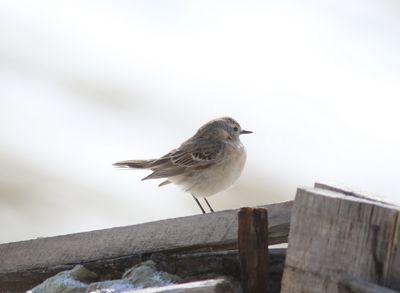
[238,207,269,293]
[1,249,286,293]
[338,274,400,293]
[0,201,291,291]
[315,182,396,206]
[154,248,285,279]
[281,186,400,293]
[133,278,236,293]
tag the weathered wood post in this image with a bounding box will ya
[281,184,400,293]
[238,207,269,293]
[0,202,291,292]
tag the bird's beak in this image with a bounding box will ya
[240,130,253,134]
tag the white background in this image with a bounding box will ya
[1,0,399,243]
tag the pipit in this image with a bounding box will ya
[113,117,252,213]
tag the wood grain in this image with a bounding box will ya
[0,201,291,291]
[133,278,236,293]
[338,274,400,293]
[238,207,269,293]
[281,185,400,293]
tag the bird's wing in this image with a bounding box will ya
[142,140,224,180]
[170,141,224,168]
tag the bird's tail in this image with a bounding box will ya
[113,159,154,169]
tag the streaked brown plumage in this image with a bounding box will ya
[114,117,252,213]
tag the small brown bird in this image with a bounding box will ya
[114,117,252,213]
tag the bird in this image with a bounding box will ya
[113,117,252,214]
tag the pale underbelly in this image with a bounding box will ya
[170,146,246,197]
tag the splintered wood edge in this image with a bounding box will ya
[314,182,399,207]
[301,185,400,210]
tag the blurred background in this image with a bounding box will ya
[1,0,399,244]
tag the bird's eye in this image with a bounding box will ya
[233,126,239,132]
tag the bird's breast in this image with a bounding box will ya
[187,142,247,197]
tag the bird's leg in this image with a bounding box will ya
[203,198,214,213]
[192,194,206,214]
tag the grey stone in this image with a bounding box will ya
[29,265,98,293]
[123,260,181,288]
[86,261,181,292]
